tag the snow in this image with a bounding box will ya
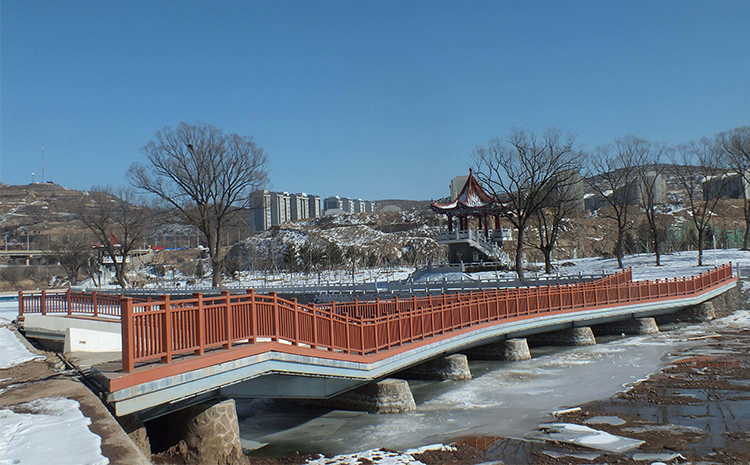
[474,249,750,283]
[538,423,644,452]
[0,327,43,369]
[0,397,108,465]
[305,444,455,465]
[0,300,18,324]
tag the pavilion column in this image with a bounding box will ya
[447,215,453,232]
[484,214,489,239]
[494,214,500,230]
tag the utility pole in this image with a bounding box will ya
[41,143,45,183]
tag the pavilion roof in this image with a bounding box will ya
[430,169,503,214]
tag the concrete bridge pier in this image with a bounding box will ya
[530,326,597,346]
[324,378,417,413]
[399,354,473,380]
[465,338,532,361]
[145,398,243,465]
[594,317,660,337]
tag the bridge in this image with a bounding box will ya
[17,263,737,424]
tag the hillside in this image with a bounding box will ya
[0,182,90,248]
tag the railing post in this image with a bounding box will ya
[18,291,24,318]
[92,291,99,318]
[224,290,233,349]
[249,289,257,344]
[344,308,351,354]
[194,293,205,356]
[292,298,299,346]
[40,290,46,316]
[121,297,135,373]
[329,301,336,351]
[162,295,172,364]
[66,289,72,316]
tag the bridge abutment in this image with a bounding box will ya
[465,338,531,361]
[530,326,597,346]
[400,354,473,380]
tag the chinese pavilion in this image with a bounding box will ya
[430,169,510,264]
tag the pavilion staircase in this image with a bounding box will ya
[437,229,511,265]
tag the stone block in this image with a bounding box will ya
[326,378,417,413]
[147,398,243,465]
[465,338,531,361]
[400,354,472,380]
[594,317,659,336]
[530,327,596,346]
[504,338,532,361]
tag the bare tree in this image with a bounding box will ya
[474,128,579,279]
[75,187,149,288]
[670,139,728,266]
[586,135,648,269]
[533,170,584,274]
[717,126,750,250]
[634,140,670,265]
[49,232,92,285]
[129,123,269,287]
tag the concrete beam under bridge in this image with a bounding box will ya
[96,279,738,418]
[219,373,364,399]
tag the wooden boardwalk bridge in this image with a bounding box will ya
[18,263,737,420]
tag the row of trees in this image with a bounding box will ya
[473,126,750,278]
[64,122,749,288]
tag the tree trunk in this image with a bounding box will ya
[542,247,552,274]
[744,203,750,251]
[211,257,222,287]
[697,228,704,266]
[114,259,127,289]
[653,235,661,266]
[615,227,625,269]
[515,228,525,280]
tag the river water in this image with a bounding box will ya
[236,318,733,458]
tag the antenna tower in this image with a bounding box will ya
[41,143,45,183]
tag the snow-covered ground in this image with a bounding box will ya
[0,317,109,465]
[473,248,750,282]
[0,397,109,465]
[0,327,43,369]
[76,248,750,292]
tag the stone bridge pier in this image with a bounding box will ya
[126,398,243,465]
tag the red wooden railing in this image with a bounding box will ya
[18,289,123,319]
[117,264,734,373]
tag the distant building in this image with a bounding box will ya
[290,193,309,221]
[270,191,291,226]
[324,196,342,213]
[352,198,363,214]
[308,194,322,219]
[703,172,749,200]
[597,171,667,209]
[364,200,374,213]
[341,197,353,214]
[450,175,469,201]
[251,190,328,232]
[249,190,271,233]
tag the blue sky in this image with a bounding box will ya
[2,1,749,201]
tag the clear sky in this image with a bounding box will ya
[2,1,749,201]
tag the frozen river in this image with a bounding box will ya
[238,321,717,458]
